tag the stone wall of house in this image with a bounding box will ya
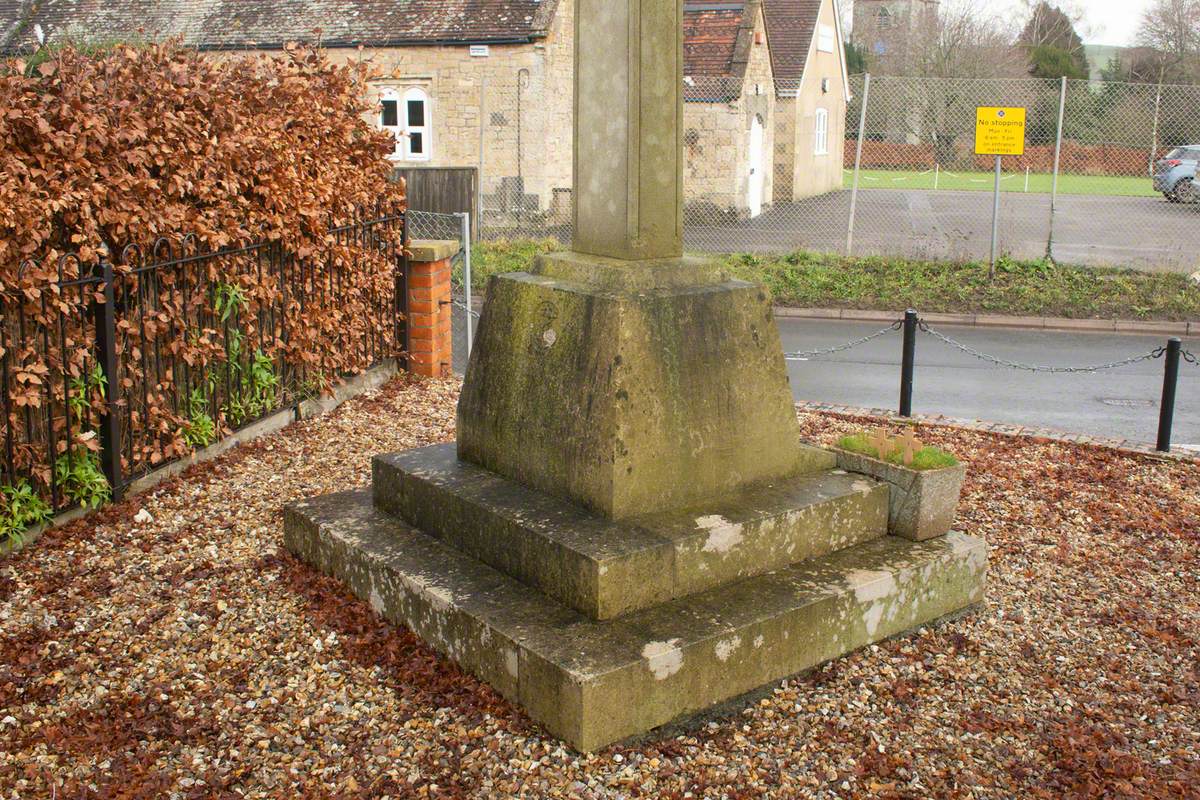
[789,0,849,200]
[324,0,575,214]
[683,4,776,217]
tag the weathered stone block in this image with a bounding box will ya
[373,443,889,619]
[457,253,833,520]
[284,490,987,752]
[834,451,967,541]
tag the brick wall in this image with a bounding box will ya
[405,241,458,378]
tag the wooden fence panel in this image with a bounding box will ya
[392,167,477,235]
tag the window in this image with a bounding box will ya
[818,24,835,53]
[403,88,430,161]
[378,87,431,161]
[878,8,892,29]
[814,108,829,156]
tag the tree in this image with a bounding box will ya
[845,39,868,75]
[905,0,1025,80]
[1019,2,1089,79]
[1137,0,1200,84]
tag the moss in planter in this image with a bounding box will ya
[837,434,958,471]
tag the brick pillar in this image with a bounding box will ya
[405,240,459,378]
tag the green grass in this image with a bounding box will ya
[722,250,1200,321]
[462,238,562,290]
[837,433,959,471]
[468,241,1200,321]
[844,168,1158,197]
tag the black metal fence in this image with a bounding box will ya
[1,212,408,517]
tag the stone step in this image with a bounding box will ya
[373,443,889,620]
[285,490,987,752]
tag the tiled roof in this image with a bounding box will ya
[0,0,828,96]
[683,4,745,77]
[761,0,822,88]
[0,0,561,52]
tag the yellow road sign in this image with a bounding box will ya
[974,106,1026,156]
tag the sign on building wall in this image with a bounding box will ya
[974,107,1027,156]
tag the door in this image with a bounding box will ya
[748,115,765,218]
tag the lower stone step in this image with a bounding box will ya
[374,443,889,620]
[285,490,987,752]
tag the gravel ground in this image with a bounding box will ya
[1,374,1197,799]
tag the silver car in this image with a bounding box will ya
[1153,146,1200,202]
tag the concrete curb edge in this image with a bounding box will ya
[774,307,1198,336]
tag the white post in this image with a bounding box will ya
[1024,165,1030,192]
[934,162,939,190]
[989,155,1002,276]
[461,212,473,359]
[846,73,871,256]
[1149,75,1164,177]
[1047,76,1066,259]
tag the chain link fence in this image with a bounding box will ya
[415,71,1200,274]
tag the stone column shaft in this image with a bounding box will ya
[572,0,684,262]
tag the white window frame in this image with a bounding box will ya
[818,24,835,53]
[378,87,432,162]
[402,87,431,162]
[814,108,829,156]
[379,88,403,159]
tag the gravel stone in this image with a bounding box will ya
[1,375,1197,799]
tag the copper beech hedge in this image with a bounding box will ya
[0,43,407,502]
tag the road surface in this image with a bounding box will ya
[454,308,1199,447]
[778,317,1200,447]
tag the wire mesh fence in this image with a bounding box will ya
[403,71,1200,274]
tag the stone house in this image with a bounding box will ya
[3,0,850,219]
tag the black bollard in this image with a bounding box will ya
[899,309,917,417]
[1157,338,1182,453]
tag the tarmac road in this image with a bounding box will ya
[778,317,1200,447]
[683,188,1200,274]
[453,308,1200,448]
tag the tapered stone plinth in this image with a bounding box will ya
[457,253,832,519]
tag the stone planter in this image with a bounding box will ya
[834,449,966,541]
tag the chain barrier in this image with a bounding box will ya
[917,321,1167,373]
[1183,348,1198,365]
[783,321,902,361]
[453,299,481,319]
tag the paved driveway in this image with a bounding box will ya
[684,189,1200,273]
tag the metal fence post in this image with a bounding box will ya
[1156,338,1182,452]
[989,155,1002,276]
[461,211,474,360]
[478,76,487,226]
[1046,76,1067,260]
[846,73,871,257]
[899,309,917,417]
[92,260,123,500]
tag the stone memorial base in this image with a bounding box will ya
[284,254,986,751]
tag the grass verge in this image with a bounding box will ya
[844,169,1157,197]
[467,240,1200,321]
